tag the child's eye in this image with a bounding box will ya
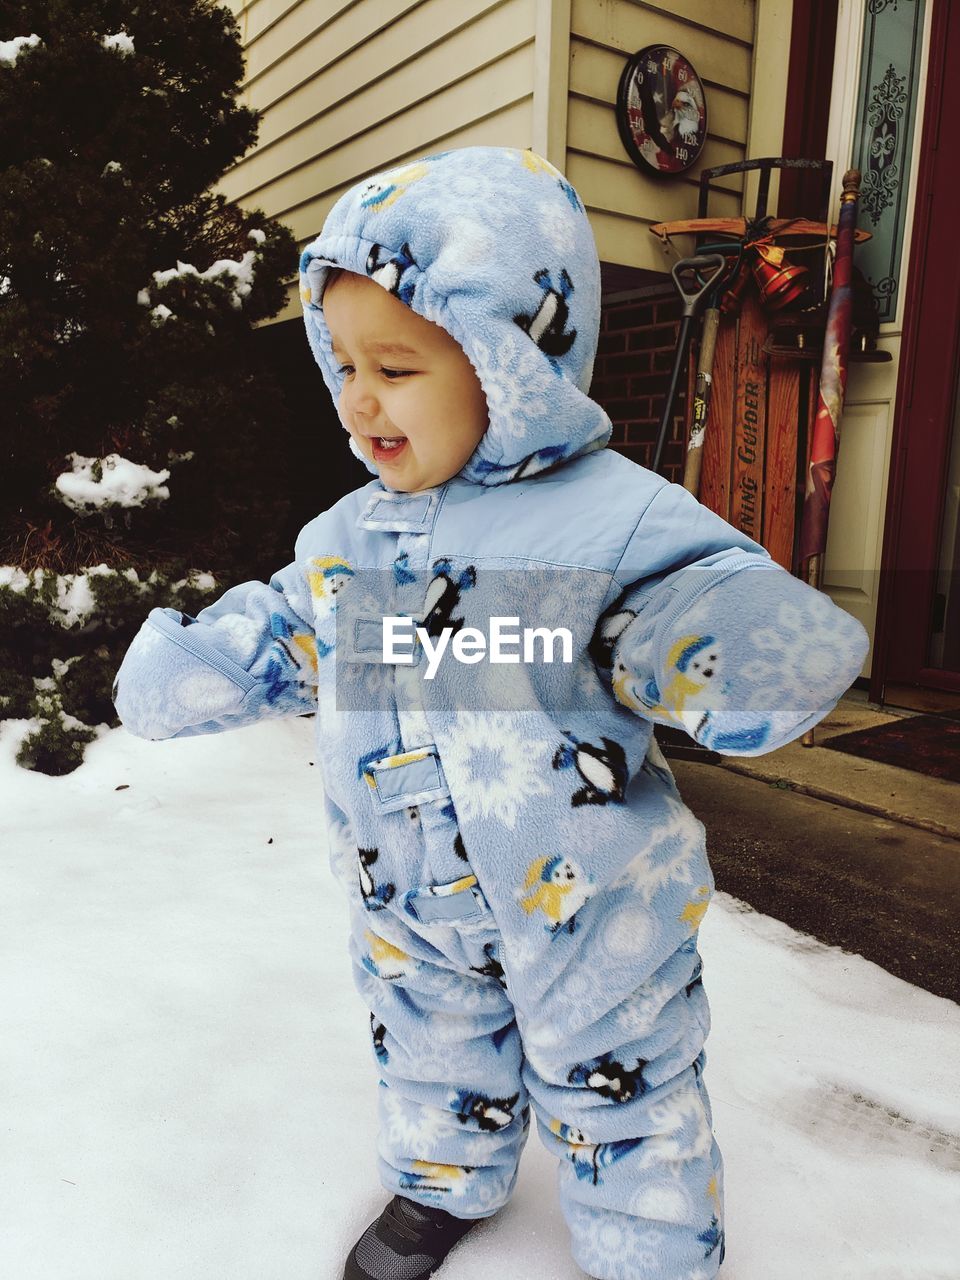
[335,366,414,378]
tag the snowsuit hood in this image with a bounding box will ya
[297,146,612,487]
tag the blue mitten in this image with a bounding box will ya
[592,483,869,756]
[113,559,325,740]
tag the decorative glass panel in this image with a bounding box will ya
[850,0,927,322]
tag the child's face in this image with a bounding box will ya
[323,273,488,492]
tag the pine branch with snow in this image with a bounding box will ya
[0,3,304,772]
[0,562,219,773]
[55,453,171,515]
[0,1,298,572]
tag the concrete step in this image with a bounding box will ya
[662,695,960,842]
[672,758,960,1003]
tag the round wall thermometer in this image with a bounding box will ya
[616,45,708,175]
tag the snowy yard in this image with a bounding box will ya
[2,716,958,1280]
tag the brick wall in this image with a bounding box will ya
[590,286,686,483]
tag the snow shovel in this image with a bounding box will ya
[682,242,745,496]
[652,253,727,475]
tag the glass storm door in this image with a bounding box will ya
[873,0,960,700]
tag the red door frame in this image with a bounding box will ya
[778,0,839,219]
[870,0,960,702]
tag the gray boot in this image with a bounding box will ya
[342,1195,485,1280]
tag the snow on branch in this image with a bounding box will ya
[0,565,217,629]
[137,231,266,318]
[1,564,115,628]
[140,301,176,326]
[101,32,135,56]
[0,34,41,66]
[55,454,170,513]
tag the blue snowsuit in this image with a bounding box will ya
[114,148,869,1280]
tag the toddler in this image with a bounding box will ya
[114,147,869,1280]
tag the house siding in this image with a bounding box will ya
[220,0,538,321]
[566,0,755,269]
[221,0,758,308]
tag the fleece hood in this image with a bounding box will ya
[297,146,612,487]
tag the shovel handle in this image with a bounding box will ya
[682,305,720,496]
[671,254,727,318]
[652,255,729,475]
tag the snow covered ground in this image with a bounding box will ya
[2,716,958,1280]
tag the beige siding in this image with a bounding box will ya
[221,0,756,306]
[226,0,352,49]
[743,0,793,216]
[567,0,755,270]
[220,0,537,322]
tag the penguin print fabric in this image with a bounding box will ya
[113,147,869,1280]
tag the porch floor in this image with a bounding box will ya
[670,693,960,842]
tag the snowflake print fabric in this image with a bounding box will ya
[114,146,870,1279]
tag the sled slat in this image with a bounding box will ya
[730,291,767,545]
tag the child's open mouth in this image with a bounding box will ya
[371,436,408,462]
